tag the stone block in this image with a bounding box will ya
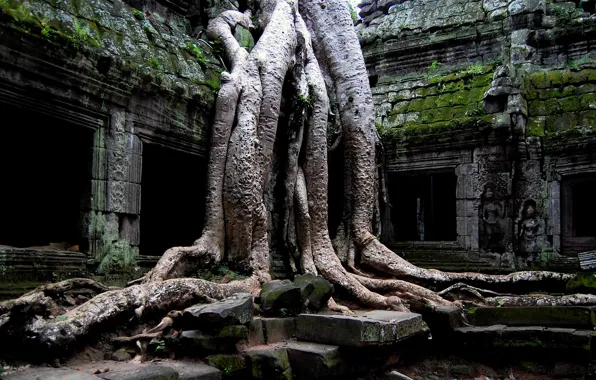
[205,354,247,377]
[248,318,266,346]
[293,274,334,310]
[259,280,304,316]
[285,341,345,379]
[183,293,254,329]
[296,311,426,347]
[2,367,101,380]
[261,318,296,343]
[467,306,595,328]
[98,365,178,380]
[245,346,292,380]
[179,326,249,352]
[155,361,221,380]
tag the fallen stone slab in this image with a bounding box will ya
[2,367,101,380]
[97,365,178,380]
[293,274,334,310]
[284,341,345,379]
[179,327,247,353]
[244,346,292,380]
[154,361,221,380]
[183,293,253,329]
[466,306,595,328]
[248,318,266,346]
[261,317,296,343]
[296,311,426,347]
[205,353,247,377]
[454,325,593,359]
[259,280,304,316]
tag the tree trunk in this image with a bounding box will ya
[2,0,594,356]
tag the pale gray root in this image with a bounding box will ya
[438,282,510,298]
[112,310,182,342]
[282,64,307,270]
[146,10,250,282]
[296,14,404,311]
[485,293,596,307]
[294,166,316,274]
[352,275,455,308]
[224,0,296,274]
[0,278,110,319]
[360,238,573,291]
[327,297,354,315]
[21,277,259,352]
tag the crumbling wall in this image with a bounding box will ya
[0,0,222,282]
[361,0,596,271]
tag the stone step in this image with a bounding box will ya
[2,362,221,380]
[454,325,593,360]
[466,306,595,328]
[244,345,292,380]
[296,311,427,347]
[284,341,346,379]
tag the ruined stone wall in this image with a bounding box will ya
[360,0,596,272]
[0,0,222,286]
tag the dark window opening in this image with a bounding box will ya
[388,171,457,241]
[0,102,93,249]
[140,143,206,256]
[368,75,379,88]
[561,174,596,255]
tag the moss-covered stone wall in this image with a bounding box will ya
[375,64,495,150]
[360,0,596,272]
[524,65,596,144]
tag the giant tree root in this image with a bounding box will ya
[360,238,574,293]
[0,278,111,320]
[1,277,259,356]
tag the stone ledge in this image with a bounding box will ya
[296,311,427,347]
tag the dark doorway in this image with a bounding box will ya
[140,143,206,256]
[388,170,457,241]
[0,103,93,249]
[561,174,596,255]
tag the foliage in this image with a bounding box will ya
[569,56,596,70]
[132,8,145,20]
[186,41,207,65]
[460,62,484,76]
[147,58,164,71]
[428,61,442,70]
[347,1,359,24]
[71,19,100,48]
[196,265,247,282]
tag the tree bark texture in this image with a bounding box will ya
[3,0,595,356]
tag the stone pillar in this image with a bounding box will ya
[82,108,142,275]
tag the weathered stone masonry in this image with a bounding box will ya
[0,0,221,292]
[360,0,596,271]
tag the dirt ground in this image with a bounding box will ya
[392,355,588,380]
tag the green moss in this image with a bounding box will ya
[206,354,246,375]
[526,117,545,136]
[580,93,596,110]
[566,273,596,294]
[380,114,494,147]
[545,113,578,132]
[531,72,550,89]
[547,71,563,86]
[559,96,581,112]
[529,99,560,116]
[406,98,426,112]
[131,8,145,20]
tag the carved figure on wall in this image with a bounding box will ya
[480,182,506,252]
[518,199,540,255]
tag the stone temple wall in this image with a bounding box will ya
[360,0,596,271]
[0,0,223,291]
